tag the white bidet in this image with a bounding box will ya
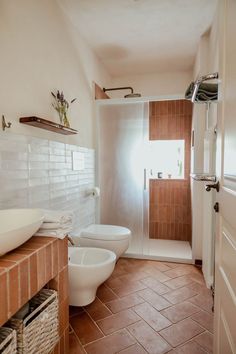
[68,247,116,306]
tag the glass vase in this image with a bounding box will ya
[63,112,70,127]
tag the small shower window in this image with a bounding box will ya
[148,140,185,179]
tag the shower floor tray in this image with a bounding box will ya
[125,239,192,264]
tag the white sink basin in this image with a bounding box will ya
[0,209,44,256]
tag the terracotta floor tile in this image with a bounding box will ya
[194,331,213,353]
[140,277,171,295]
[144,267,172,282]
[160,301,200,323]
[69,258,214,354]
[112,280,147,297]
[187,281,212,295]
[0,267,5,274]
[133,302,172,331]
[106,293,144,313]
[164,275,194,290]
[188,273,206,285]
[69,332,86,354]
[97,284,118,303]
[69,305,84,318]
[118,343,148,353]
[84,329,136,354]
[105,276,124,289]
[188,294,213,313]
[191,310,214,333]
[163,262,180,269]
[159,318,205,347]
[127,320,171,354]
[118,271,149,283]
[153,262,172,272]
[84,297,112,321]
[122,268,141,277]
[122,265,143,274]
[138,288,171,311]
[164,267,196,279]
[162,286,198,304]
[172,341,207,354]
[175,264,200,273]
[70,312,104,345]
[110,266,127,279]
[117,258,128,265]
[96,309,140,335]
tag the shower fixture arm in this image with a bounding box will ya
[103,86,141,98]
[103,86,134,94]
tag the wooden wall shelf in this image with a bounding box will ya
[19,117,78,135]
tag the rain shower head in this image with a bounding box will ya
[103,86,141,98]
[124,92,141,98]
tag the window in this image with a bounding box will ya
[147,140,185,179]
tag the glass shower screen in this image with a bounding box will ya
[97,101,149,255]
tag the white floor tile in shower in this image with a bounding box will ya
[125,238,192,263]
[147,239,192,261]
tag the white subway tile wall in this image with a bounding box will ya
[0,132,95,232]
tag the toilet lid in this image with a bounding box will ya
[80,224,131,241]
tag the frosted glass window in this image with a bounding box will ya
[148,140,185,179]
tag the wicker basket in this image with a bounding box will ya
[0,327,17,354]
[7,289,59,354]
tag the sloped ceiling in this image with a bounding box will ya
[58,0,217,76]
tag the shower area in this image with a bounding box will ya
[96,98,193,262]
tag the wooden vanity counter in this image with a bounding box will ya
[0,236,69,353]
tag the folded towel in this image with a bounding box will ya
[42,209,74,224]
[34,227,72,239]
[34,209,74,239]
[39,222,72,230]
[185,82,218,102]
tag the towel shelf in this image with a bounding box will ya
[19,117,78,135]
[185,72,219,103]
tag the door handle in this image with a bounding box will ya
[205,181,220,192]
[190,173,216,182]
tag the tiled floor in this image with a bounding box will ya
[69,258,213,354]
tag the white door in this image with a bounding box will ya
[214,0,236,352]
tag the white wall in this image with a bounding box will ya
[109,70,192,98]
[191,32,210,261]
[191,10,219,282]
[0,0,111,148]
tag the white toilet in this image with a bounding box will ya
[68,247,116,306]
[77,224,131,259]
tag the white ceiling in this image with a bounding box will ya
[58,0,217,77]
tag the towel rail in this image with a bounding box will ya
[191,72,218,103]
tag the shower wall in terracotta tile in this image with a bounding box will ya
[149,100,192,242]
